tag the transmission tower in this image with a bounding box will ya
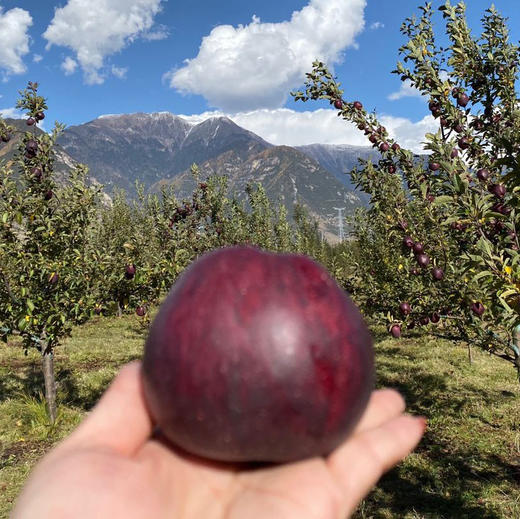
[333,207,346,241]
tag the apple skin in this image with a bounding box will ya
[457,93,469,107]
[403,236,414,248]
[399,302,411,315]
[477,168,489,181]
[471,302,485,317]
[416,253,430,267]
[432,267,444,280]
[390,324,401,338]
[413,242,424,254]
[125,264,136,279]
[142,246,374,463]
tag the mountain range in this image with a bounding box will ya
[1,112,381,241]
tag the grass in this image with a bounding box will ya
[1,314,519,518]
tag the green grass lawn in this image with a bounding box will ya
[1,313,519,518]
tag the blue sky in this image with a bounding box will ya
[0,0,518,151]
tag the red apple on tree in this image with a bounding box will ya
[399,302,411,315]
[471,302,485,317]
[432,267,444,281]
[125,264,136,279]
[413,242,424,254]
[416,253,430,267]
[390,324,401,338]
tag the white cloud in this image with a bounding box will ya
[0,107,23,119]
[61,56,78,75]
[33,54,43,63]
[111,65,128,79]
[388,79,424,101]
[43,0,163,84]
[142,24,169,41]
[166,0,366,112]
[369,21,384,30]
[179,108,438,154]
[0,7,33,79]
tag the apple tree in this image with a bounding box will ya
[0,82,103,420]
[293,1,520,378]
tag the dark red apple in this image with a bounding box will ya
[141,246,374,463]
[26,117,35,126]
[379,142,390,152]
[471,302,485,317]
[353,101,363,110]
[458,136,470,149]
[490,184,506,198]
[429,162,440,171]
[136,305,146,317]
[432,267,444,281]
[390,324,401,338]
[334,99,343,109]
[36,111,45,121]
[403,236,414,248]
[450,148,459,158]
[477,168,489,181]
[399,302,411,315]
[369,134,378,144]
[416,253,430,267]
[419,315,430,326]
[25,140,38,157]
[457,93,469,107]
[392,142,400,152]
[388,164,396,174]
[413,242,424,254]
[430,312,440,324]
[125,264,136,279]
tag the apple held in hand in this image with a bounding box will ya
[142,246,374,463]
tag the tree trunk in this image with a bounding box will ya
[42,348,57,423]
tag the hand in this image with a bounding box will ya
[12,362,425,518]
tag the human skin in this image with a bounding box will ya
[12,362,426,519]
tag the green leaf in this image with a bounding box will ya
[17,317,27,332]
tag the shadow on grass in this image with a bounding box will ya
[355,359,519,518]
[0,356,139,412]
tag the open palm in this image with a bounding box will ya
[13,362,425,518]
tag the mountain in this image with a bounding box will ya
[0,119,110,205]
[156,144,362,241]
[295,143,380,205]
[51,112,385,240]
[57,113,271,195]
[0,118,78,180]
